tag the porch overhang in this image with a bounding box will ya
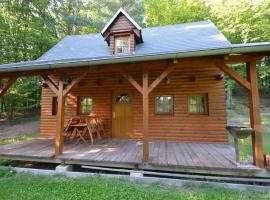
[0,42,269,168]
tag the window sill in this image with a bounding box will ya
[188,113,209,116]
[155,113,174,116]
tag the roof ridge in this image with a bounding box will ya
[56,20,216,38]
[142,20,212,30]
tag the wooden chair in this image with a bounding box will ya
[85,117,96,145]
[96,118,105,139]
[64,118,73,140]
[64,117,80,141]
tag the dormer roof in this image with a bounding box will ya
[101,8,141,35]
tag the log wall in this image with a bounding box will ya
[40,61,227,143]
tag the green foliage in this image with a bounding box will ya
[0,0,270,118]
[0,174,269,199]
[208,0,270,43]
[0,76,41,122]
[144,0,210,26]
[0,167,14,178]
[0,159,14,166]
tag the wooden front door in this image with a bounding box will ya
[112,91,133,138]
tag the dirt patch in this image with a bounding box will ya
[0,121,40,139]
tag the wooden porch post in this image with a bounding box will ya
[55,80,65,155]
[123,63,175,163]
[142,70,149,163]
[42,73,86,155]
[246,60,264,167]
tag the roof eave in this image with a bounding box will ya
[231,43,270,54]
[0,48,231,73]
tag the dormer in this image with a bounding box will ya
[101,8,143,55]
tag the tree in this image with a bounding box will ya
[144,0,210,26]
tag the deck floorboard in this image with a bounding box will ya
[0,138,240,169]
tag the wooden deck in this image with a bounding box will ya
[0,138,242,169]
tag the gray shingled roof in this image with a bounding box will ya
[38,20,231,61]
[0,20,270,73]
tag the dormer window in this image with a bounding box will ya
[101,8,143,55]
[115,36,129,54]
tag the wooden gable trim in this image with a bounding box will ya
[101,8,141,36]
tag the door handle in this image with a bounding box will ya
[113,112,116,119]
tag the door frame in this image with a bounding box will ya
[111,90,134,138]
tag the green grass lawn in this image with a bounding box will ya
[0,172,269,200]
[0,133,37,146]
[0,134,37,166]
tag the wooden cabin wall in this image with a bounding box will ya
[40,62,227,143]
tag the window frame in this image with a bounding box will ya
[188,93,208,115]
[52,96,58,116]
[77,96,93,115]
[52,97,67,116]
[155,95,174,115]
[114,35,130,54]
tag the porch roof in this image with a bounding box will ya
[0,20,270,73]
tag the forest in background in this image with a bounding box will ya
[0,0,270,121]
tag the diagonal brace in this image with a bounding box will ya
[215,62,251,91]
[122,72,143,94]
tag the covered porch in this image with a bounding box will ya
[0,53,269,171]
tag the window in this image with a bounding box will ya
[188,94,208,114]
[52,96,58,115]
[155,96,173,115]
[116,93,132,103]
[52,97,67,116]
[78,97,93,115]
[115,36,129,54]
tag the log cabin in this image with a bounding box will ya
[0,8,270,175]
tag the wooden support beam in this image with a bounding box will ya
[122,72,143,94]
[246,60,264,168]
[63,72,87,97]
[42,75,59,95]
[224,53,268,64]
[0,76,17,97]
[148,64,174,93]
[55,80,65,155]
[215,62,251,91]
[142,70,149,163]
[123,64,176,163]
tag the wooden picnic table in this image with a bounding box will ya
[68,123,88,145]
[64,116,105,145]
